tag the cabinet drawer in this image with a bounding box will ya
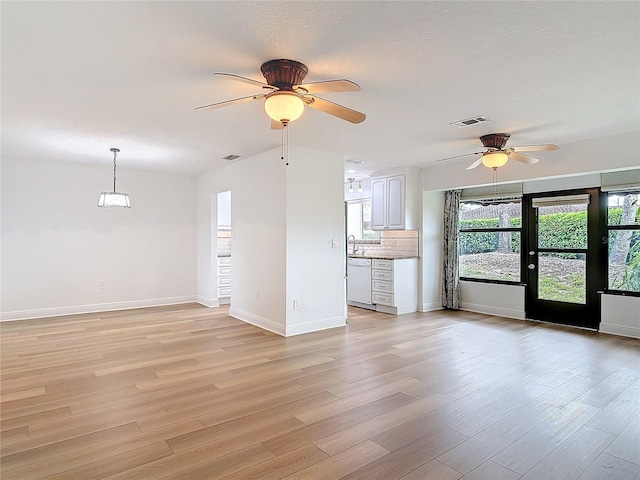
[218,277,231,286]
[218,287,231,297]
[218,266,232,275]
[373,292,393,306]
[372,269,392,280]
[372,279,393,294]
[217,257,231,266]
[372,259,393,270]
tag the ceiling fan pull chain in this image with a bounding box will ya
[286,122,289,166]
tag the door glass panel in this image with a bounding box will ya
[538,204,588,249]
[538,252,586,304]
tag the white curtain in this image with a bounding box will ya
[442,190,461,309]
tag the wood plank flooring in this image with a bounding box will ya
[1,304,639,479]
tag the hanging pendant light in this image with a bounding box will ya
[357,181,363,193]
[347,177,355,193]
[97,148,131,208]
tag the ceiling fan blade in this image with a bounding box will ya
[510,144,559,152]
[305,95,366,123]
[271,120,284,130]
[296,79,361,93]
[434,151,485,163]
[466,157,483,170]
[510,151,540,164]
[194,94,266,112]
[213,73,275,89]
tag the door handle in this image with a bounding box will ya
[528,264,536,270]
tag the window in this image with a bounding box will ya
[606,191,640,293]
[347,200,380,240]
[459,200,522,283]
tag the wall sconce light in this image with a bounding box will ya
[97,148,131,208]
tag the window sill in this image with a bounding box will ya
[460,277,525,287]
[599,290,640,298]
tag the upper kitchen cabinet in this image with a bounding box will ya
[371,174,406,230]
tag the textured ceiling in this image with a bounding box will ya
[2,1,639,177]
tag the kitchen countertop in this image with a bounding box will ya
[348,254,418,260]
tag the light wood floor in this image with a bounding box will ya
[1,304,639,480]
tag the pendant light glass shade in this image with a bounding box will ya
[98,148,131,208]
[481,151,509,169]
[97,192,131,208]
[264,91,305,123]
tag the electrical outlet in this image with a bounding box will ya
[99,281,107,289]
[293,299,300,310]
[331,238,338,248]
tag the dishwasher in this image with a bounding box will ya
[347,258,373,308]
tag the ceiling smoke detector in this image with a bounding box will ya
[450,116,490,128]
[223,155,241,161]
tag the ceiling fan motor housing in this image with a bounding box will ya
[480,133,510,150]
[261,59,308,90]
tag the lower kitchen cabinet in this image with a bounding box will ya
[217,256,231,305]
[371,258,418,315]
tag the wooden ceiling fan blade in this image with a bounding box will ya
[510,151,540,164]
[297,79,361,93]
[434,151,485,163]
[194,94,266,112]
[466,157,483,170]
[214,73,275,89]
[305,95,366,123]
[271,120,284,130]
[511,144,559,152]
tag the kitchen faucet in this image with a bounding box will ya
[347,234,358,255]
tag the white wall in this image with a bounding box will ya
[286,146,346,336]
[197,145,346,336]
[421,190,444,311]
[460,282,526,320]
[1,157,197,320]
[601,295,640,339]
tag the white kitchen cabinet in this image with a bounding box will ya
[371,258,417,315]
[371,174,406,230]
[217,256,231,304]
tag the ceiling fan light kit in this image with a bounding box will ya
[264,91,305,123]
[482,151,509,169]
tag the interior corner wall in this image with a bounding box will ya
[1,157,197,321]
[285,146,346,336]
[421,190,444,312]
[197,148,287,335]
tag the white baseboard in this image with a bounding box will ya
[196,296,220,308]
[286,316,346,337]
[421,302,443,313]
[599,322,640,339]
[229,308,286,336]
[1,296,198,322]
[460,302,525,320]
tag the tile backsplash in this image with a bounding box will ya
[349,230,419,257]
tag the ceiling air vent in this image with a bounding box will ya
[223,155,241,161]
[450,116,490,128]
